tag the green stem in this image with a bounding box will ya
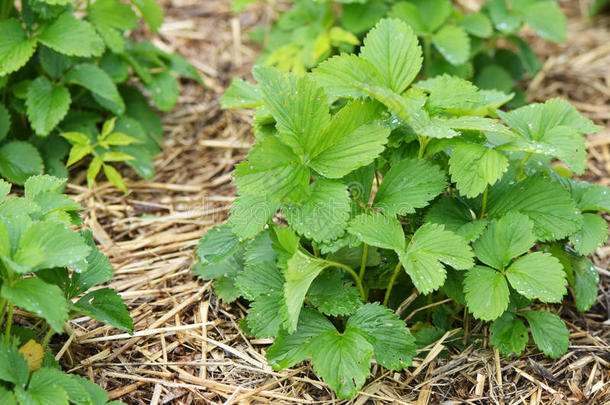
[517,152,532,180]
[4,303,13,343]
[42,328,54,349]
[0,298,6,328]
[359,244,369,280]
[479,185,488,220]
[324,260,366,301]
[417,136,429,159]
[383,262,403,306]
[1,0,14,20]
[312,245,319,257]
[423,36,432,78]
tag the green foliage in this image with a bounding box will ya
[197,18,605,399]
[232,0,568,101]
[0,0,201,187]
[0,175,131,403]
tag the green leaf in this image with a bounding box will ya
[464,265,510,321]
[569,213,608,256]
[66,144,92,166]
[284,180,350,243]
[233,137,310,202]
[1,278,69,332]
[266,307,334,370]
[0,19,38,76]
[89,0,138,31]
[69,230,114,297]
[63,64,124,115]
[518,2,566,43]
[310,327,373,399]
[576,184,610,213]
[0,387,17,405]
[374,159,446,217]
[236,260,283,301]
[245,292,284,338]
[13,221,90,273]
[60,132,89,145]
[521,310,569,358]
[307,269,361,317]
[401,223,474,294]
[14,368,69,405]
[347,303,416,370]
[26,77,71,136]
[473,212,536,270]
[348,212,405,251]
[87,157,102,188]
[460,12,493,38]
[74,288,133,332]
[572,257,599,312]
[196,224,241,265]
[214,275,241,302]
[228,194,278,240]
[0,141,44,184]
[341,2,388,34]
[146,71,179,111]
[388,2,427,34]
[488,0,521,34]
[130,0,164,32]
[102,164,127,194]
[506,252,566,302]
[0,104,9,142]
[102,152,135,162]
[490,312,528,356]
[221,79,262,109]
[432,25,470,66]
[105,133,138,146]
[253,66,330,157]
[283,250,328,332]
[0,342,30,386]
[424,198,487,242]
[449,143,508,198]
[487,176,582,241]
[28,368,93,405]
[359,18,422,93]
[0,178,10,200]
[38,13,104,57]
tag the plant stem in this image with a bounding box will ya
[42,328,54,349]
[312,245,319,257]
[479,185,488,220]
[423,36,432,78]
[1,0,14,20]
[417,136,429,159]
[0,298,6,327]
[383,262,403,306]
[359,244,369,280]
[4,303,13,343]
[324,260,366,301]
[517,152,532,180]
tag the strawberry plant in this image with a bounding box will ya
[195,19,607,399]
[237,0,566,103]
[0,175,132,404]
[0,0,201,187]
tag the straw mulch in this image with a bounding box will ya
[39,0,610,403]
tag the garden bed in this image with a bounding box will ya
[49,0,610,403]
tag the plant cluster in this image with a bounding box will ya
[0,0,201,188]
[0,175,132,404]
[235,0,566,105]
[195,18,608,399]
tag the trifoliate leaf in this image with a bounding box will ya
[1,278,68,332]
[401,223,474,294]
[521,310,569,358]
[572,257,600,312]
[74,288,133,332]
[228,194,278,240]
[284,180,350,243]
[0,141,44,184]
[246,292,284,338]
[490,312,528,356]
[569,213,608,256]
[473,212,536,270]
[359,18,422,93]
[464,265,510,321]
[461,12,493,38]
[236,260,283,301]
[266,308,335,370]
[0,341,30,386]
[309,327,373,399]
[449,143,509,198]
[26,77,71,136]
[130,0,164,32]
[424,198,487,242]
[433,25,470,66]
[348,212,405,251]
[38,13,104,57]
[253,66,330,157]
[221,79,262,109]
[283,250,329,332]
[233,136,310,203]
[311,54,384,102]
[307,269,361,316]
[63,64,124,115]
[0,19,38,76]
[506,252,566,302]
[518,1,566,43]
[487,176,582,241]
[374,159,446,217]
[347,303,416,370]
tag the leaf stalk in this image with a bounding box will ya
[383,262,403,306]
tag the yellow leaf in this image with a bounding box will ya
[19,339,44,373]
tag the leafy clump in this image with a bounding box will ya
[234,0,566,104]
[194,18,607,399]
[0,0,201,188]
[0,175,132,404]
